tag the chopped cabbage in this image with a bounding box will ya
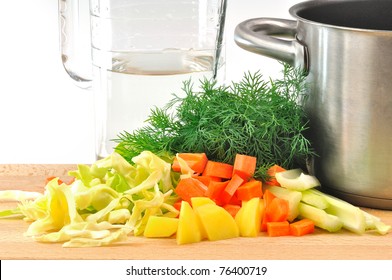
[0,151,179,247]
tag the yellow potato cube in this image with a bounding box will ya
[176,201,202,245]
[195,204,239,241]
[191,197,216,208]
[143,216,179,238]
[235,197,263,237]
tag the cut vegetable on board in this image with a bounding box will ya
[1,150,390,247]
[0,67,390,247]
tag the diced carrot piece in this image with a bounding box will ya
[223,204,241,218]
[263,189,277,207]
[265,197,289,222]
[172,153,208,174]
[228,193,242,206]
[202,160,234,179]
[174,177,208,204]
[173,200,183,212]
[265,164,286,186]
[261,212,269,232]
[220,174,245,205]
[290,219,315,236]
[267,221,290,237]
[232,154,257,180]
[236,180,263,201]
[206,180,229,203]
[194,175,221,186]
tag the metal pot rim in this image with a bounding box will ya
[289,0,392,34]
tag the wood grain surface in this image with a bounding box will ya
[1,164,391,260]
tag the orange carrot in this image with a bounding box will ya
[223,204,241,218]
[220,174,245,205]
[260,189,276,231]
[228,193,242,206]
[236,180,263,201]
[265,164,286,186]
[172,153,208,174]
[263,189,277,207]
[194,175,222,186]
[290,219,315,236]
[174,177,208,204]
[206,180,229,203]
[267,221,290,237]
[232,154,257,180]
[173,200,183,212]
[45,176,64,185]
[261,212,269,232]
[265,197,289,222]
[202,160,234,179]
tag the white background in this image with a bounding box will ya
[0,0,300,164]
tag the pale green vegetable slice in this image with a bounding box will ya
[275,168,320,191]
[362,210,391,235]
[298,202,343,232]
[264,185,302,222]
[301,189,329,209]
[307,189,366,234]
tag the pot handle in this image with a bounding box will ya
[234,18,309,72]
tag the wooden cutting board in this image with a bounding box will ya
[1,164,391,260]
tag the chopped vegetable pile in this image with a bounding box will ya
[0,151,390,247]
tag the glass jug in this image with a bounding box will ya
[58,0,227,159]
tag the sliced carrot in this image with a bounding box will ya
[220,174,245,205]
[265,164,286,186]
[263,189,277,207]
[267,221,290,237]
[202,160,234,179]
[236,180,263,201]
[173,200,183,212]
[290,219,315,236]
[265,197,289,222]
[260,189,276,232]
[228,193,242,206]
[174,177,208,204]
[261,212,269,232]
[194,175,222,186]
[232,154,257,180]
[172,153,208,174]
[206,180,229,203]
[223,204,241,218]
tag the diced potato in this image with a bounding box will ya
[176,201,202,245]
[235,197,262,237]
[144,216,179,238]
[195,204,239,241]
[191,197,216,240]
[191,197,216,208]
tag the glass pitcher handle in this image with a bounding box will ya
[58,0,92,88]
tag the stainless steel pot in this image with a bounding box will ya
[235,0,392,209]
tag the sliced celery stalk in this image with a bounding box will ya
[298,202,343,232]
[362,211,391,235]
[275,169,320,191]
[264,185,302,222]
[307,189,366,234]
[301,189,329,209]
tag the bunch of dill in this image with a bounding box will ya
[114,64,315,180]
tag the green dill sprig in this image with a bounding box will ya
[114,64,315,180]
